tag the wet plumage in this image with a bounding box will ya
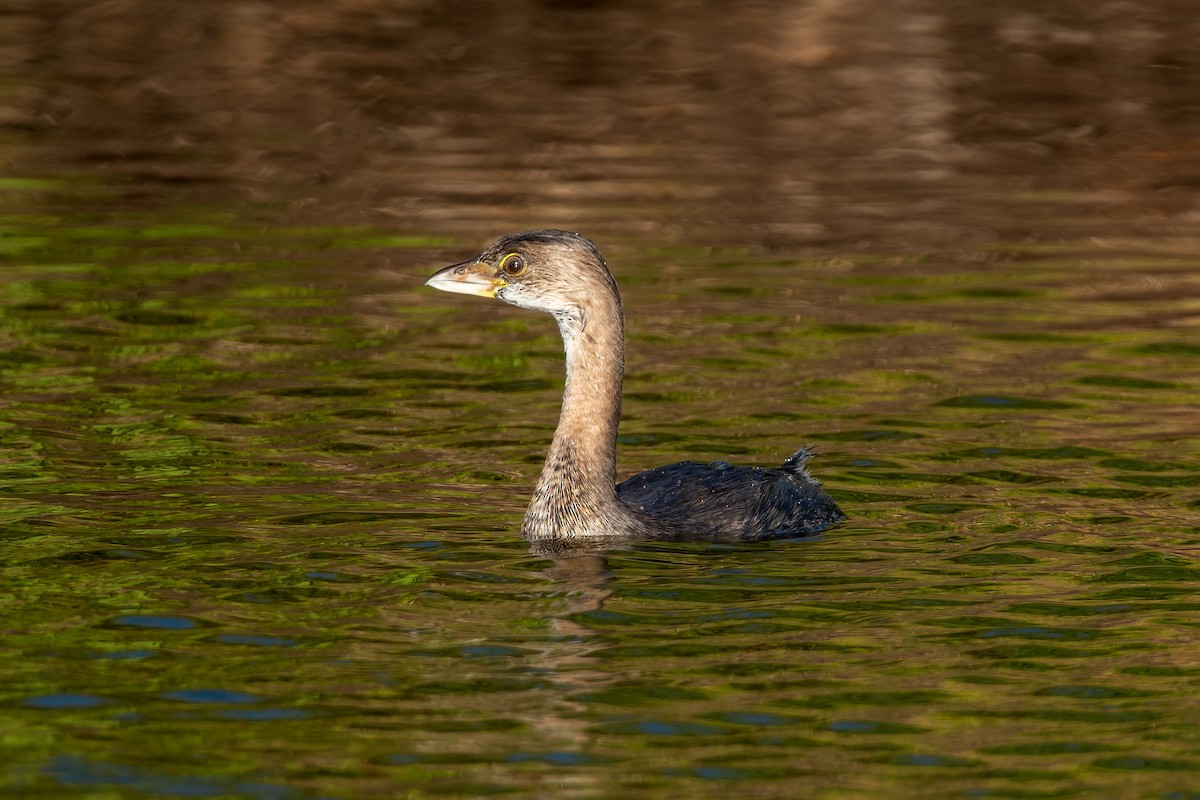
[616,448,845,541]
[426,229,845,541]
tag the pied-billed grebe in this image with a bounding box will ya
[426,229,845,541]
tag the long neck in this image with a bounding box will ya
[523,293,627,537]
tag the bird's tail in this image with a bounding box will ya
[780,446,818,480]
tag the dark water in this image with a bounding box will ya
[3,3,1200,798]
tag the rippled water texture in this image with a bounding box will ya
[2,3,1199,798]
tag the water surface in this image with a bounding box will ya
[2,3,1200,798]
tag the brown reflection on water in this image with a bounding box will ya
[2,1,1198,244]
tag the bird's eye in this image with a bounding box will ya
[499,253,526,277]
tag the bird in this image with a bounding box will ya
[425,229,845,542]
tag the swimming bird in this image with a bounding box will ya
[426,229,845,541]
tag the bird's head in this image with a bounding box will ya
[425,229,619,319]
